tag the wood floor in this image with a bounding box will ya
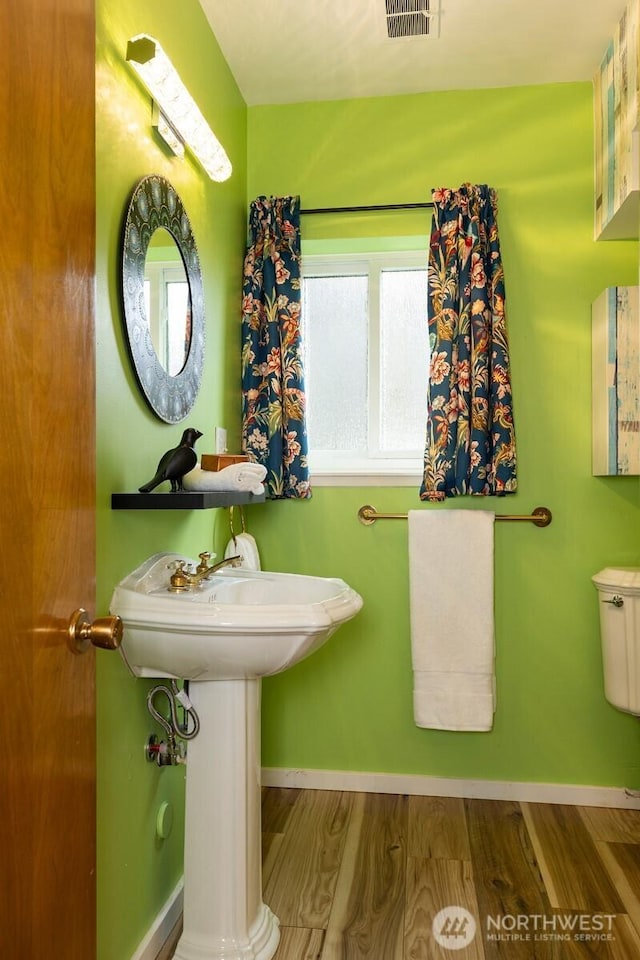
[160,787,640,959]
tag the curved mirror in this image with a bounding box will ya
[144,228,191,377]
[121,175,205,423]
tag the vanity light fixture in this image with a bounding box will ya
[152,104,185,160]
[126,34,232,182]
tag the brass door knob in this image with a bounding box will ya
[67,608,123,655]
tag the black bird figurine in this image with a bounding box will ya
[138,427,203,493]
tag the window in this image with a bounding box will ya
[144,264,190,377]
[302,250,429,485]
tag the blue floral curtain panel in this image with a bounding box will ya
[241,196,311,499]
[421,184,517,501]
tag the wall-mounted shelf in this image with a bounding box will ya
[592,286,640,475]
[594,0,640,240]
[111,491,266,510]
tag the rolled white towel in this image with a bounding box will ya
[183,462,267,495]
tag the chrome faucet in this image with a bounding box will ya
[168,552,242,593]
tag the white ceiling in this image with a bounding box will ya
[200,0,630,106]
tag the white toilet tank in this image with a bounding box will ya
[592,567,640,716]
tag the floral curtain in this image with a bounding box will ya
[241,196,310,499]
[420,184,517,501]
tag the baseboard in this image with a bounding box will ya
[130,878,184,960]
[262,767,640,809]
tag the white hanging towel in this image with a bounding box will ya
[408,509,496,731]
[224,533,261,571]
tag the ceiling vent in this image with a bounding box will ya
[384,0,439,39]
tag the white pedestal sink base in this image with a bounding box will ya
[110,554,363,958]
[173,679,280,960]
[174,903,279,960]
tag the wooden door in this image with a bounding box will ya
[0,0,98,957]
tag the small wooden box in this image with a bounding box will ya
[201,453,250,472]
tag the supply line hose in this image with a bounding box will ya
[147,679,201,741]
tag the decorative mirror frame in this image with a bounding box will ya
[121,174,205,423]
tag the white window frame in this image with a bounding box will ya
[302,250,428,487]
[144,262,189,376]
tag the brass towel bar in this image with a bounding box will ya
[357,504,552,527]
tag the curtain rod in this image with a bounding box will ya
[358,505,553,527]
[299,201,434,215]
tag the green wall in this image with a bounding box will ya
[95,2,246,957]
[247,85,640,788]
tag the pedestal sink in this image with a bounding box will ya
[110,553,363,960]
